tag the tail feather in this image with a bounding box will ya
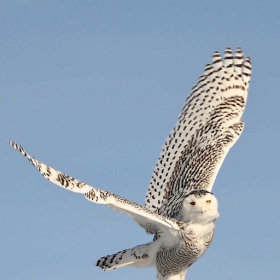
[96,242,154,271]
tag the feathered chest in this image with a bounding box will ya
[180,222,215,253]
[156,222,215,276]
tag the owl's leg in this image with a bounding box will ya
[157,270,187,280]
[179,270,187,280]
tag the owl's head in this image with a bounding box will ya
[180,190,219,224]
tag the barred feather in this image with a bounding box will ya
[145,48,252,215]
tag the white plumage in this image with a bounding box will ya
[9,47,251,280]
[146,48,251,216]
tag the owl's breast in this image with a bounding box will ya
[182,222,216,258]
[156,222,215,277]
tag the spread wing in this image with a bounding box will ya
[9,141,180,235]
[145,47,252,214]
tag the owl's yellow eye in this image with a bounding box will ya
[206,200,211,204]
[190,202,196,206]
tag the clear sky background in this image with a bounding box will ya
[1,1,280,280]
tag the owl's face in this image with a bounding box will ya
[180,190,219,224]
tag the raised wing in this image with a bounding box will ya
[145,47,252,214]
[9,141,180,235]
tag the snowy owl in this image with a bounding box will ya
[9,47,251,280]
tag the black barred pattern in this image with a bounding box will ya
[9,141,181,236]
[96,242,152,271]
[156,224,215,277]
[96,217,216,276]
[145,47,251,214]
[96,249,128,270]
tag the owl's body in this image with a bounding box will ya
[96,190,218,279]
[155,222,215,280]
[10,47,251,279]
[154,192,218,280]
[97,221,215,279]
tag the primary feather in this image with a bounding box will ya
[145,47,251,215]
[8,141,180,235]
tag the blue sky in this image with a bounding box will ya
[1,1,280,279]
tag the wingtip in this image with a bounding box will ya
[8,140,20,150]
[8,140,17,149]
[8,141,29,158]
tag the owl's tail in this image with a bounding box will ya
[96,241,156,271]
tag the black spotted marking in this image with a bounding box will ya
[145,47,251,215]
